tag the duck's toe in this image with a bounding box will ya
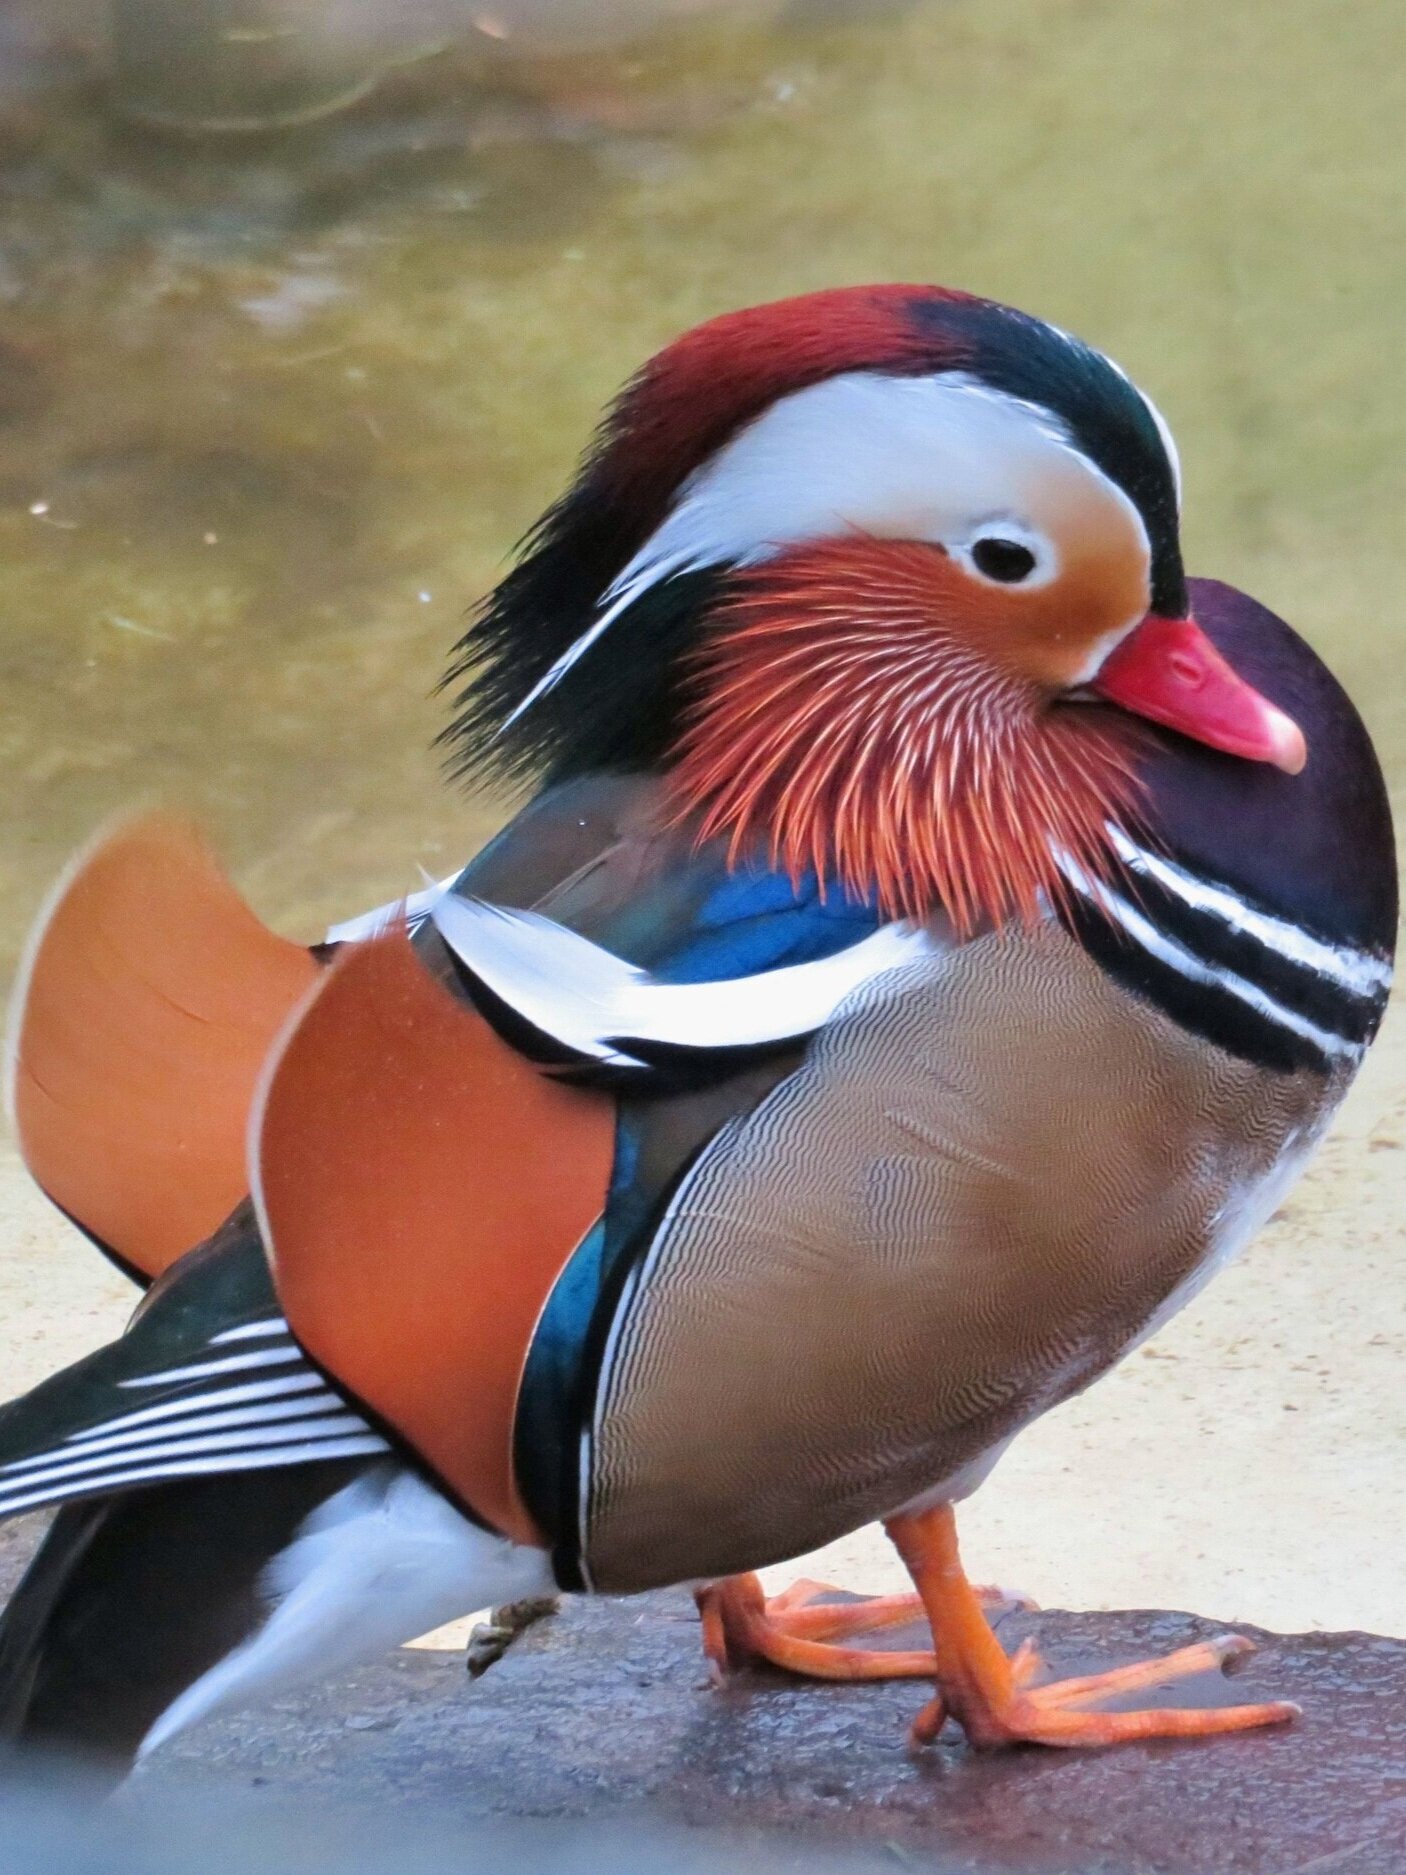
[695,1573,939,1684]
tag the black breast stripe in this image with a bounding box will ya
[1060,842,1390,1076]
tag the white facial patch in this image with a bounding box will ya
[506,371,1152,725]
[623,372,1080,577]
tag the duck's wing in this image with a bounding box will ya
[426,890,931,1078]
[0,1211,388,1524]
[0,780,661,1520]
[2,774,922,1545]
[5,779,679,1287]
[251,826,935,1555]
[5,817,321,1284]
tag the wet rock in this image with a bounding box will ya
[138,1589,1406,1873]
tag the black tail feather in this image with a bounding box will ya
[0,1462,367,1777]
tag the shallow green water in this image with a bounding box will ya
[1,0,1403,975]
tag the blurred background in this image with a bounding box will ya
[0,1762,928,1874]
[1,0,1403,1657]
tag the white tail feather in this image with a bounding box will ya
[138,1464,554,1759]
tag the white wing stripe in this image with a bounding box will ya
[323,875,458,947]
[89,1372,329,1435]
[0,1437,392,1519]
[1,1391,348,1473]
[117,1344,304,1389]
[0,1415,373,1494]
[208,1317,291,1344]
[431,894,937,1064]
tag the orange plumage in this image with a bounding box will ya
[670,539,1146,935]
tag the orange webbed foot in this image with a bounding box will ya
[888,1507,1299,1752]
[695,1572,1034,1687]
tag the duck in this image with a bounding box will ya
[0,284,1395,1772]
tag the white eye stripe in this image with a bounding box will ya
[612,372,1117,585]
[504,370,1152,722]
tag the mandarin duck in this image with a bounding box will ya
[0,286,1395,1773]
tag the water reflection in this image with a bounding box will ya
[0,0,1401,982]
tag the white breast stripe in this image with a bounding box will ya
[1059,857,1364,1063]
[1109,829,1392,997]
[431,894,939,1067]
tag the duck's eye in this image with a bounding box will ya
[970,537,1038,583]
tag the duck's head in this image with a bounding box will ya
[446,285,1307,931]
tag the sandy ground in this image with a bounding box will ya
[3,1000,1402,1645]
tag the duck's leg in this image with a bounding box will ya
[884,1503,1299,1749]
[694,1571,1032,1686]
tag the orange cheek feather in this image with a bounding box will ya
[669,539,1145,935]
